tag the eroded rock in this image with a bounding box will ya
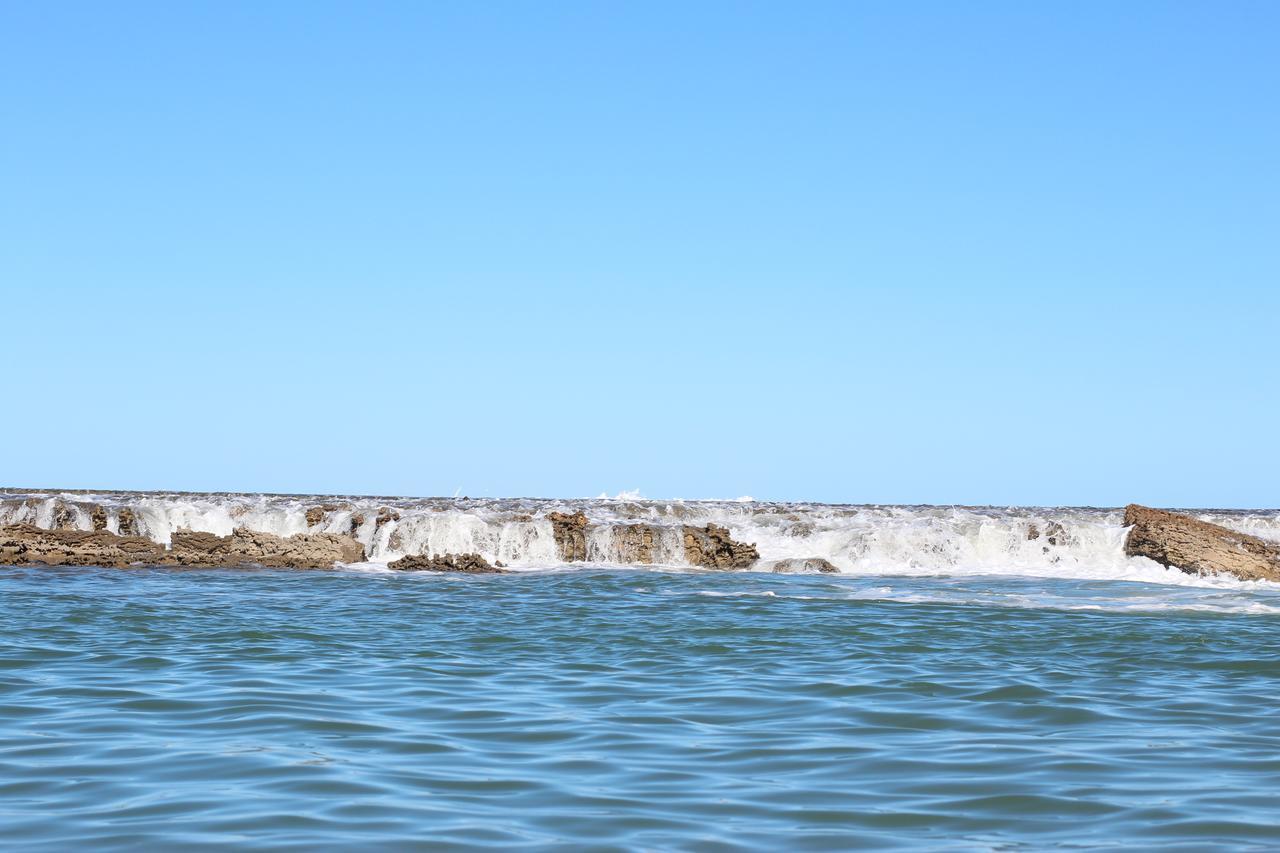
[0,524,162,567]
[1123,504,1280,582]
[388,552,505,573]
[164,528,366,569]
[117,508,139,537]
[548,511,589,562]
[613,524,657,564]
[682,524,759,569]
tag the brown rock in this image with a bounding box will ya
[682,524,759,569]
[547,511,589,562]
[388,552,505,573]
[164,528,366,569]
[613,524,657,564]
[0,524,162,567]
[769,557,839,574]
[1123,504,1280,582]
[91,505,109,531]
[117,507,138,536]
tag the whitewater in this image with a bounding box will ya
[4,488,1279,597]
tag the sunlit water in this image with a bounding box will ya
[3,566,1280,850]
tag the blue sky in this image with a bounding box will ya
[2,1,1277,506]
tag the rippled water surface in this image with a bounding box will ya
[3,566,1280,850]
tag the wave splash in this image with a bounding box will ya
[2,490,1279,587]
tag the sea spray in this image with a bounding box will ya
[4,489,1279,587]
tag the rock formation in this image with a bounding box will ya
[164,529,365,569]
[613,524,657,564]
[0,524,364,570]
[91,505,108,531]
[548,511,589,562]
[682,524,759,569]
[117,508,139,536]
[1123,504,1280,582]
[768,557,839,574]
[388,552,505,573]
[0,524,163,567]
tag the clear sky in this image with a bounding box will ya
[2,1,1277,507]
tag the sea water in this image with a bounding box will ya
[2,562,1280,849]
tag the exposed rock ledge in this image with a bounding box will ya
[0,524,364,569]
[1,524,163,568]
[167,529,364,569]
[1123,504,1280,582]
[682,524,760,569]
[545,511,760,569]
[388,553,505,574]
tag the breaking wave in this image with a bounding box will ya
[3,489,1279,589]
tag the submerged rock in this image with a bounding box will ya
[0,524,163,567]
[388,552,504,573]
[1123,504,1280,582]
[547,511,589,562]
[165,528,365,569]
[682,524,759,569]
[768,557,839,574]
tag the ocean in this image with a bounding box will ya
[2,493,1279,849]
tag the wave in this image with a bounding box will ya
[2,489,1278,588]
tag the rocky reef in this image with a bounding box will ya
[613,524,658,564]
[1124,504,1280,582]
[682,523,760,569]
[388,552,505,573]
[543,510,760,569]
[164,529,364,569]
[547,511,589,562]
[1,524,166,568]
[0,524,363,570]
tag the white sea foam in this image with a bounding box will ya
[3,491,1279,594]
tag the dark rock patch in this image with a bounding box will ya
[388,552,505,574]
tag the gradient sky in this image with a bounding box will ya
[2,1,1277,506]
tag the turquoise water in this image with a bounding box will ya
[2,566,1279,850]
